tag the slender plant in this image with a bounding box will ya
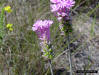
[0,5,13,43]
[32,20,54,75]
[50,0,75,75]
[0,7,5,43]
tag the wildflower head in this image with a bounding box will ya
[32,20,53,59]
[32,20,53,41]
[6,24,13,28]
[6,24,13,31]
[4,6,12,13]
[50,0,75,21]
[9,28,13,31]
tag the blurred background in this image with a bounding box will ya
[0,0,99,75]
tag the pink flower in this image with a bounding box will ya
[50,0,61,3]
[50,0,75,21]
[65,0,75,9]
[32,20,53,41]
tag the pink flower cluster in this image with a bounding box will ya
[32,20,53,41]
[50,0,75,21]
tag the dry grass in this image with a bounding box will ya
[0,0,98,75]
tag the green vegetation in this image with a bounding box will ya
[0,0,98,75]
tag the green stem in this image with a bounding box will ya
[49,60,54,75]
[0,8,5,43]
[67,33,72,75]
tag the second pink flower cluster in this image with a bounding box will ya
[50,0,75,21]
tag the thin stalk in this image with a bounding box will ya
[82,45,86,75]
[49,60,54,75]
[67,33,72,75]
